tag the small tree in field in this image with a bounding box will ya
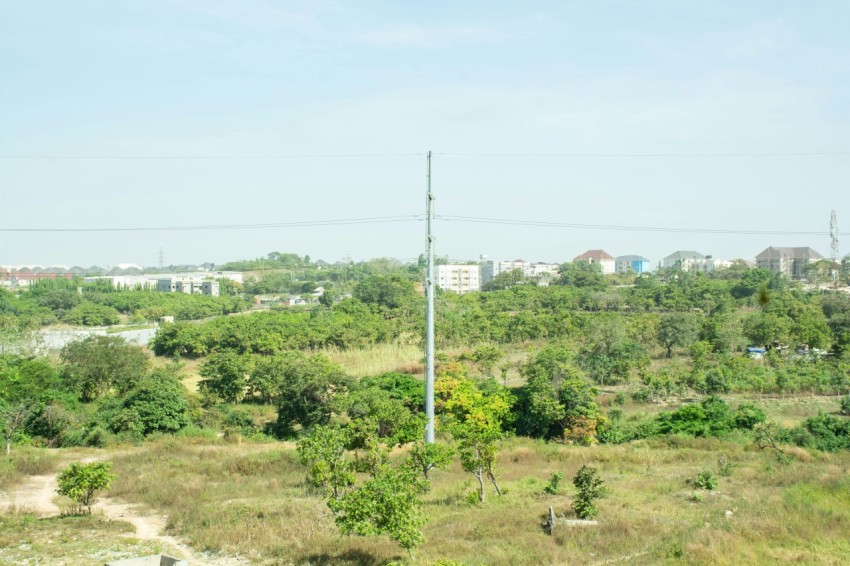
[572,465,604,519]
[56,462,115,514]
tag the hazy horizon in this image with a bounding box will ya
[2,1,848,266]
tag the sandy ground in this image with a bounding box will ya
[0,457,254,565]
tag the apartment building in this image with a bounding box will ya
[755,247,823,279]
[436,264,481,294]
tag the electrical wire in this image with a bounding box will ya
[437,214,849,237]
[436,151,850,158]
[0,215,422,233]
[0,153,424,160]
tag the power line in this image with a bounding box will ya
[0,215,422,233]
[436,151,850,158]
[0,153,424,160]
[437,214,850,237]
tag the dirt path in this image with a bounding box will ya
[1,462,197,563]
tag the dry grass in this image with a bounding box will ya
[0,447,60,491]
[0,506,162,565]
[325,344,424,377]
[90,430,850,565]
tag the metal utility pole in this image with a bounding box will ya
[424,150,435,444]
[831,210,840,287]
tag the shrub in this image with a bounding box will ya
[119,371,190,435]
[56,461,115,513]
[572,465,604,519]
[734,403,767,430]
[544,471,564,495]
[693,470,718,491]
[840,395,850,417]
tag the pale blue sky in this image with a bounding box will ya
[1,1,848,267]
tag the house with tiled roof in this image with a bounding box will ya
[574,250,615,274]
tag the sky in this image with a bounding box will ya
[1,0,849,268]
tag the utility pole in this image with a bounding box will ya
[424,150,435,444]
[831,210,839,287]
[158,247,164,271]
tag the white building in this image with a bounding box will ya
[755,247,823,279]
[479,258,560,286]
[574,250,616,274]
[156,278,220,296]
[437,264,481,294]
[662,251,731,273]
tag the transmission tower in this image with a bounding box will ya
[830,210,839,287]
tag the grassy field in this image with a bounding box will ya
[1,403,843,566]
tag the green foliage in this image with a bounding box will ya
[572,465,604,519]
[515,345,601,443]
[353,274,417,309]
[56,461,116,513]
[733,403,767,430]
[339,387,425,446]
[579,317,649,385]
[465,344,505,375]
[199,352,252,404]
[657,313,699,358]
[327,465,428,553]
[357,372,424,411]
[273,353,350,437]
[60,336,149,402]
[840,395,850,417]
[543,471,564,495]
[62,303,120,326]
[405,440,455,481]
[693,470,718,490]
[297,424,356,498]
[798,412,850,452]
[656,397,737,438]
[437,368,513,502]
[117,367,190,436]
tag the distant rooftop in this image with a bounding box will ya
[755,246,823,260]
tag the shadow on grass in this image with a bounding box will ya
[300,548,396,566]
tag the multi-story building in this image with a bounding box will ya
[156,278,220,296]
[755,247,823,279]
[436,264,481,294]
[574,250,616,274]
[615,255,651,274]
[479,258,560,286]
[662,251,732,273]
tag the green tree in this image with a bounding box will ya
[742,311,791,349]
[199,351,252,404]
[437,370,513,502]
[572,465,604,519]
[515,345,600,443]
[56,461,116,514]
[353,274,417,309]
[483,268,528,291]
[274,353,350,437]
[327,464,429,555]
[297,424,356,499]
[60,336,149,402]
[119,367,190,435]
[657,313,699,358]
[62,303,120,326]
[0,401,31,455]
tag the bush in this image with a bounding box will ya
[734,403,767,430]
[543,472,564,495]
[656,397,736,438]
[62,303,120,326]
[56,461,115,513]
[840,395,850,417]
[118,370,190,436]
[693,470,718,490]
[572,465,604,519]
